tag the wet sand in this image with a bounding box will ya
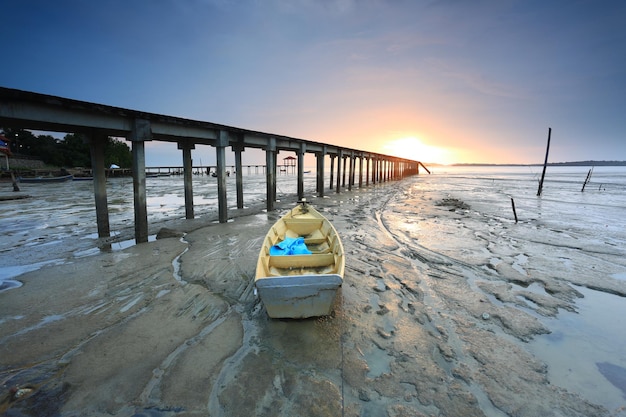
[1,176,626,416]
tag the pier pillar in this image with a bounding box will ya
[372,157,377,184]
[384,159,388,182]
[383,159,387,182]
[297,142,305,200]
[348,152,354,191]
[358,153,364,188]
[380,158,384,182]
[233,143,244,209]
[365,156,370,186]
[87,133,110,238]
[336,149,343,194]
[316,147,326,197]
[341,155,347,188]
[329,155,335,190]
[372,157,378,184]
[351,153,357,189]
[179,142,195,219]
[129,118,151,244]
[216,131,229,223]
[265,137,276,211]
[381,158,389,182]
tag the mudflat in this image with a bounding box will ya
[1,177,625,416]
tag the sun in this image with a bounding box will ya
[382,136,452,165]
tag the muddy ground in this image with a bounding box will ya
[1,177,625,416]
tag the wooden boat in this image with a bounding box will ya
[18,174,73,183]
[255,200,345,319]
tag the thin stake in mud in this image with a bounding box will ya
[10,171,20,192]
[581,167,594,192]
[510,197,518,223]
[537,127,551,197]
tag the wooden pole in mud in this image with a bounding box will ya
[510,198,518,223]
[537,127,551,197]
[581,167,593,192]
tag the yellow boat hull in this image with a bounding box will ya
[255,202,344,318]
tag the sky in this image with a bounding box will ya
[1,0,625,166]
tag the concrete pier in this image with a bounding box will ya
[0,87,423,245]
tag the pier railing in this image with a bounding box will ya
[1,87,423,245]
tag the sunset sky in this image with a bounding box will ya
[1,0,625,165]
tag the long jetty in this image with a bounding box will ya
[0,87,425,244]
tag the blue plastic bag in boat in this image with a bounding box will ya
[270,237,312,256]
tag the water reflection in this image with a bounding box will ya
[528,286,626,412]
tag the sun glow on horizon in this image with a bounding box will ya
[382,136,454,165]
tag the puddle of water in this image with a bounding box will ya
[364,346,392,378]
[523,282,548,295]
[528,286,626,413]
[0,259,67,281]
[0,279,23,293]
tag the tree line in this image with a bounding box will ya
[1,128,132,168]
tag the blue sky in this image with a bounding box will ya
[1,0,625,165]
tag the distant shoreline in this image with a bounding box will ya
[427,161,626,167]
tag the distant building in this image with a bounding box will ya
[281,156,296,174]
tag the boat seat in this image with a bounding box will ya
[303,236,328,245]
[268,253,335,269]
[283,219,324,236]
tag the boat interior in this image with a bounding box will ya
[259,217,343,277]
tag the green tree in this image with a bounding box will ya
[60,133,91,167]
[38,134,65,166]
[2,128,37,156]
[104,138,132,168]
[0,129,132,168]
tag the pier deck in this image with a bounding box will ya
[0,87,423,244]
